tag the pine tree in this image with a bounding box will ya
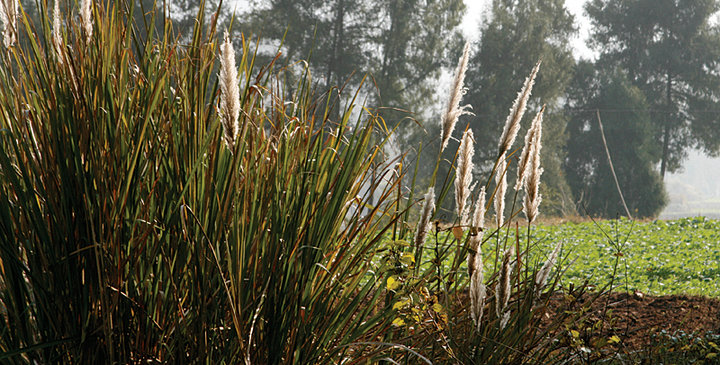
[586,0,720,178]
[564,62,667,218]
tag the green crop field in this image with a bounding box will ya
[482,217,720,297]
[545,217,720,297]
[408,217,720,297]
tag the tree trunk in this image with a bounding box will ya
[325,0,345,89]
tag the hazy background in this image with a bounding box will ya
[461,0,720,219]
[226,0,720,219]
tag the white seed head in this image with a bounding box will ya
[535,241,562,292]
[494,158,507,228]
[495,246,514,320]
[53,0,63,63]
[1,0,17,48]
[440,42,472,153]
[469,249,486,331]
[414,187,435,250]
[454,129,474,225]
[516,106,545,191]
[468,186,486,278]
[523,114,544,224]
[80,0,92,44]
[498,61,541,156]
[219,30,241,150]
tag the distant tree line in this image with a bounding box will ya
[23,0,720,219]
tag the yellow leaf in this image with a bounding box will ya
[386,276,400,291]
[452,226,464,241]
[432,303,443,313]
[608,335,621,344]
[708,353,718,360]
[570,330,580,338]
[400,253,415,266]
[392,317,405,326]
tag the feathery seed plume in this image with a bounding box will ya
[53,0,63,63]
[500,312,511,330]
[469,188,486,331]
[495,246,514,322]
[219,31,241,150]
[80,0,92,43]
[515,106,545,191]
[494,158,507,228]
[1,0,17,48]
[497,61,541,157]
[523,114,544,224]
[414,188,435,250]
[440,42,472,153]
[535,241,562,293]
[469,250,486,331]
[468,186,486,277]
[454,129,474,225]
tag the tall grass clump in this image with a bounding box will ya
[381,55,601,363]
[0,1,402,363]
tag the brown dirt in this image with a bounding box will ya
[553,291,720,350]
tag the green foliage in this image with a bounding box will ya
[463,0,577,216]
[586,0,720,177]
[0,1,401,363]
[246,0,465,119]
[518,217,720,296]
[565,64,667,218]
[644,330,720,364]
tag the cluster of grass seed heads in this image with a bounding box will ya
[454,129,474,225]
[219,30,241,151]
[440,42,472,153]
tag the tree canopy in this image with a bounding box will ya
[247,0,465,117]
[586,0,720,178]
[565,62,667,218]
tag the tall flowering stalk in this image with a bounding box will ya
[1,0,17,48]
[469,187,486,331]
[440,42,472,153]
[454,129,474,225]
[497,61,541,157]
[80,0,92,43]
[219,31,241,150]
